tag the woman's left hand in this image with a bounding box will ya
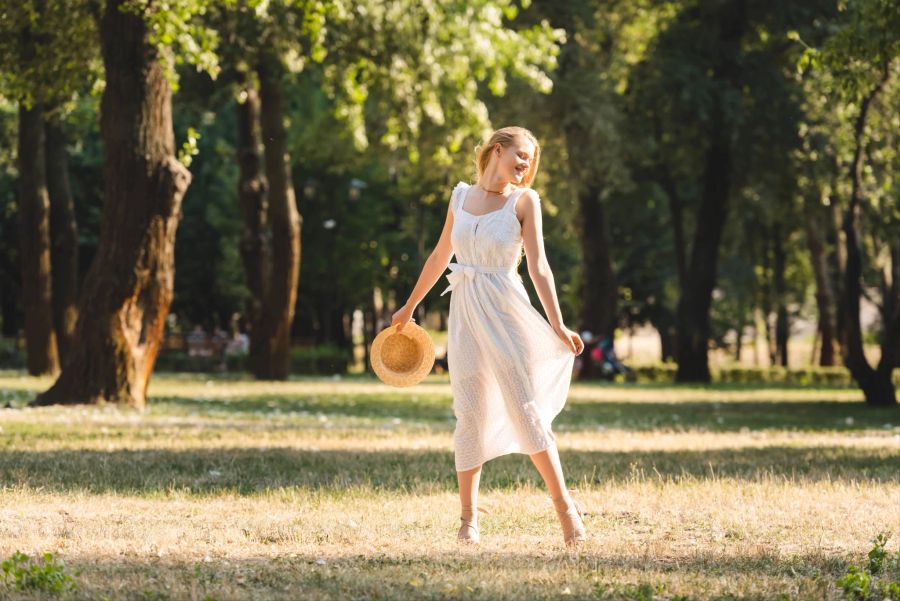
[553,323,584,355]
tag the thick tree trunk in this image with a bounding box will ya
[17,102,60,376]
[673,3,744,382]
[32,0,190,407]
[552,3,617,380]
[44,117,79,363]
[254,49,302,380]
[837,65,895,406]
[805,205,837,365]
[234,72,272,377]
[574,183,617,380]
[675,99,733,382]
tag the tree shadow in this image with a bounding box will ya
[0,547,863,601]
[0,444,894,495]
[145,394,900,433]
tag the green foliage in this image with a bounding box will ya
[837,532,900,601]
[315,0,566,161]
[622,362,891,388]
[836,532,900,601]
[868,532,893,575]
[0,0,100,108]
[121,0,223,91]
[178,126,201,167]
[1,550,78,595]
[154,344,348,375]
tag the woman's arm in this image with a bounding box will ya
[519,189,584,354]
[391,197,455,331]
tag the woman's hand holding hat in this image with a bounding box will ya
[391,302,416,333]
[371,303,434,387]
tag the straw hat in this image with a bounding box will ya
[370,321,435,387]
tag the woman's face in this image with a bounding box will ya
[494,136,535,185]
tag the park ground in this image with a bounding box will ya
[0,370,897,600]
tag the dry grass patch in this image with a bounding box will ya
[0,371,897,600]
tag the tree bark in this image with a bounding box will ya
[837,64,895,406]
[805,204,837,365]
[673,4,744,382]
[44,116,79,363]
[553,13,618,380]
[254,49,302,379]
[574,182,618,379]
[17,102,60,376]
[32,0,191,407]
[675,98,733,382]
[234,71,272,377]
[772,222,789,366]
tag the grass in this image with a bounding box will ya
[0,369,898,600]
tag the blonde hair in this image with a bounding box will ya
[472,126,542,275]
[473,126,541,187]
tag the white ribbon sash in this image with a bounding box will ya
[440,261,514,296]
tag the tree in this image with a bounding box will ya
[209,0,564,378]
[32,0,209,406]
[797,0,900,405]
[0,0,98,371]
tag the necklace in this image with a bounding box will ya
[477,183,508,195]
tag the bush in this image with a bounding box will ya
[836,532,900,601]
[0,338,23,369]
[289,343,348,374]
[622,362,871,387]
[153,344,348,375]
[1,550,78,595]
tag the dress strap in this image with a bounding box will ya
[451,181,469,214]
[504,187,527,213]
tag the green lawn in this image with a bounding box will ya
[0,370,897,600]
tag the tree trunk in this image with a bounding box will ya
[805,205,837,365]
[675,99,733,382]
[44,116,79,363]
[772,222,789,367]
[673,3,744,383]
[254,49,302,380]
[17,102,60,376]
[837,64,895,406]
[758,223,776,365]
[0,277,18,338]
[32,0,191,407]
[552,3,617,380]
[574,183,617,380]
[234,72,272,377]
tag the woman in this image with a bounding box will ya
[391,126,586,547]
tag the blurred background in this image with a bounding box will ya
[0,0,897,403]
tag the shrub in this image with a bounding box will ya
[836,532,900,601]
[1,550,78,595]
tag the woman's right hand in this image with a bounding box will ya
[391,302,416,332]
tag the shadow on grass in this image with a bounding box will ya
[145,394,898,433]
[3,374,897,433]
[0,548,866,601]
[0,444,895,495]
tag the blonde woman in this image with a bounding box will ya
[392,126,586,547]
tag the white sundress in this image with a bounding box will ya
[441,181,576,472]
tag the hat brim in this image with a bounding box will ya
[370,322,436,387]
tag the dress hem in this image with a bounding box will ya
[454,434,559,472]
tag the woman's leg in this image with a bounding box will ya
[531,442,587,544]
[529,442,570,502]
[457,464,483,521]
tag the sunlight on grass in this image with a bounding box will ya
[1,371,897,599]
